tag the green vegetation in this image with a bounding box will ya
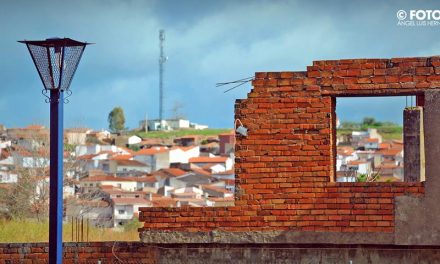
[356,173,381,182]
[64,143,76,152]
[357,174,368,182]
[338,117,402,141]
[134,128,232,139]
[108,106,126,133]
[127,144,140,151]
[0,219,141,242]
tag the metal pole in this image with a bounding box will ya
[159,30,166,130]
[81,217,84,242]
[76,218,78,242]
[71,216,73,242]
[49,89,64,264]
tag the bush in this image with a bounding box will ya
[357,174,368,182]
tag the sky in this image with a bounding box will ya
[0,0,439,129]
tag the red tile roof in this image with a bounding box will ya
[189,157,228,163]
[347,160,369,165]
[127,175,160,183]
[337,146,355,156]
[379,143,392,149]
[161,168,188,177]
[115,159,148,167]
[24,125,45,130]
[109,154,133,161]
[135,147,169,156]
[77,153,99,160]
[111,197,151,205]
[81,175,135,182]
[150,197,176,207]
[379,148,403,156]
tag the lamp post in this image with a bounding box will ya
[19,38,91,264]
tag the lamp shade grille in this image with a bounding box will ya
[19,38,88,91]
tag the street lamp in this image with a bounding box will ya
[19,38,91,264]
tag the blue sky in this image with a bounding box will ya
[0,0,439,129]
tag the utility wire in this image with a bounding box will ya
[216,76,254,93]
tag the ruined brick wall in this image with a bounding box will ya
[139,56,440,234]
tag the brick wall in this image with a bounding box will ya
[139,56,440,234]
[0,242,156,264]
[2,242,440,263]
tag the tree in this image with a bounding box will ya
[0,135,50,221]
[362,117,376,126]
[108,107,126,133]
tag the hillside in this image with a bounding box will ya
[337,118,403,141]
[134,128,232,139]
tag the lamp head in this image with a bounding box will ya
[18,38,91,91]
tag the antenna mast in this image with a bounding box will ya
[159,29,167,130]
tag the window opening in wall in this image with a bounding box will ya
[335,96,420,183]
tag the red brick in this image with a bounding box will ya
[416,67,433,75]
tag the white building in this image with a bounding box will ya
[190,123,209,130]
[143,119,208,131]
[368,128,383,142]
[169,146,200,164]
[75,144,131,157]
[112,197,151,227]
[133,147,170,172]
[0,171,17,183]
[147,119,190,131]
[106,159,150,174]
[80,175,138,192]
[133,146,200,172]
[127,135,142,145]
[77,152,112,173]
[336,147,358,171]
[363,138,379,150]
[0,141,11,149]
[11,150,49,168]
[65,128,91,145]
[347,160,372,175]
[189,156,233,171]
[351,131,369,147]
